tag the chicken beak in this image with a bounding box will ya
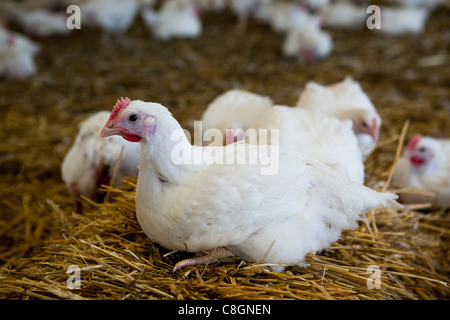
[100,122,122,138]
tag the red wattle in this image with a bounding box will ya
[410,157,424,166]
[122,133,142,142]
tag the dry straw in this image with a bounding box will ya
[0,1,449,301]
[0,125,448,300]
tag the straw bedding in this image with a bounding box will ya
[0,4,449,300]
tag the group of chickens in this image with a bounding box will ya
[0,0,443,79]
[1,0,447,273]
[61,77,450,272]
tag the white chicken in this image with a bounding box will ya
[392,134,450,209]
[100,98,400,272]
[200,89,273,146]
[282,16,332,61]
[81,0,139,35]
[378,6,430,36]
[254,1,310,33]
[61,106,140,213]
[0,26,39,79]
[252,105,365,184]
[295,77,381,159]
[320,0,367,29]
[15,8,70,37]
[141,0,202,41]
[0,26,39,56]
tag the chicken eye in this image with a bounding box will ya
[418,147,426,153]
[128,114,138,123]
[361,121,368,128]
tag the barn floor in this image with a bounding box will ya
[0,4,449,300]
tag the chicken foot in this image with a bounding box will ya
[173,247,235,272]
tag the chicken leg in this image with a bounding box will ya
[173,247,235,272]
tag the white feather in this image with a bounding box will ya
[392,136,450,209]
[200,89,273,146]
[141,0,202,41]
[81,0,139,34]
[0,27,39,79]
[379,6,430,35]
[104,100,400,270]
[16,9,70,37]
[296,77,381,159]
[252,105,365,184]
[296,76,376,114]
[321,1,367,29]
[61,111,140,201]
[254,1,311,33]
[282,18,332,61]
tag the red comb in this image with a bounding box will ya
[108,97,131,121]
[406,134,422,151]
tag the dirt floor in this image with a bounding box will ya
[0,3,449,299]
